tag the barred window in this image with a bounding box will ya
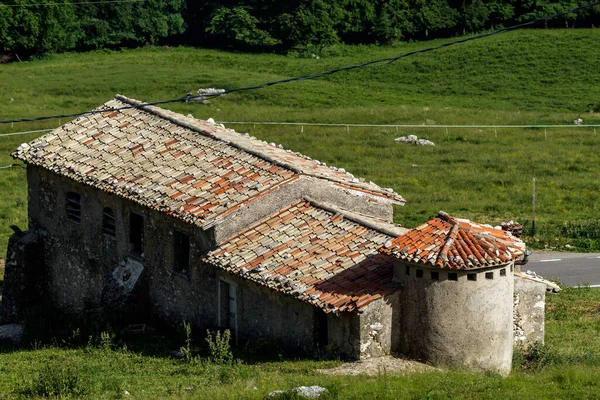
[173,230,190,274]
[66,192,81,222]
[102,208,116,236]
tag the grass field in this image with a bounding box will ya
[1,29,600,398]
[0,286,598,399]
[2,29,600,255]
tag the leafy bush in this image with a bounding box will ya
[515,342,561,372]
[207,6,279,48]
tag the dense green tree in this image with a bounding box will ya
[207,6,279,48]
[2,0,600,57]
[0,0,185,56]
[0,1,79,56]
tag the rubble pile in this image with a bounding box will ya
[394,135,435,146]
[501,220,523,238]
[188,88,226,104]
[513,294,526,345]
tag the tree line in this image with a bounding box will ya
[1,0,599,57]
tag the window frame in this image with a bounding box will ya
[129,212,144,256]
[173,229,191,276]
[102,207,116,237]
[66,191,81,222]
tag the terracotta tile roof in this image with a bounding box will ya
[12,96,404,229]
[381,211,526,270]
[204,199,405,313]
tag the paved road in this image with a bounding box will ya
[527,251,600,287]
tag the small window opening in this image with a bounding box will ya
[510,265,514,272]
[416,269,424,278]
[448,272,458,281]
[315,309,328,349]
[500,268,506,277]
[102,208,116,236]
[467,273,477,281]
[173,230,190,274]
[129,212,144,255]
[485,271,494,280]
[405,265,410,276]
[219,279,237,332]
[66,192,81,222]
[431,271,439,280]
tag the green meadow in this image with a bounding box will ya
[2,29,600,255]
[1,28,600,399]
[0,286,597,399]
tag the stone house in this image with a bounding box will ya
[4,95,546,374]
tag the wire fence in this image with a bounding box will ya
[521,219,600,247]
[2,123,599,139]
[217,121,600,138]
[218,122,600,129]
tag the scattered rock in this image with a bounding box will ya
[0,324,23,342]
[265,390,287,398]
[294,386,328,398]
[500,220,523,238]
[183,387,194,392]
[123,390,131,396]
[266,386,328,399]
[172,350,184,358]
[394,135,435,146]
[522,270,561,293]
[188,88,226,104]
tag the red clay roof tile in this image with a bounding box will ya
[204,200,400,313]
[381,211,526,270]
[13,96,404,230]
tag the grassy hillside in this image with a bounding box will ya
[1,29,600,254]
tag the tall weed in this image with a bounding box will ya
[13,362,88,398]
[206,329,234,365]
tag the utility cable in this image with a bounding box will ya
[0,128,55,137]
[1,1,599,126]
[1,0,146,7]
[0,163,25,170]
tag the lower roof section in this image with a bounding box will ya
[204,199,403,313]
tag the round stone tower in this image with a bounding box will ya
[381,212,525,374]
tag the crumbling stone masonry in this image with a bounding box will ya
[2,95,546,373]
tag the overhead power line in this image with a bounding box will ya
[0,128,54,137]
[0,163,24,170]
[1,0,599,126]
[1,0,146,7]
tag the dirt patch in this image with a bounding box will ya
[317,356,435,376]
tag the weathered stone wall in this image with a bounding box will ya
[223,272,323,354]
[27,166,217,323]
[358,293,399,359]
[396,262,515,375]
[214,176,395,243]
[327,311,360,359]
[28,166,110,313]
[1,230,45,323]
[26,165,370,356]
[513,276,545,350]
